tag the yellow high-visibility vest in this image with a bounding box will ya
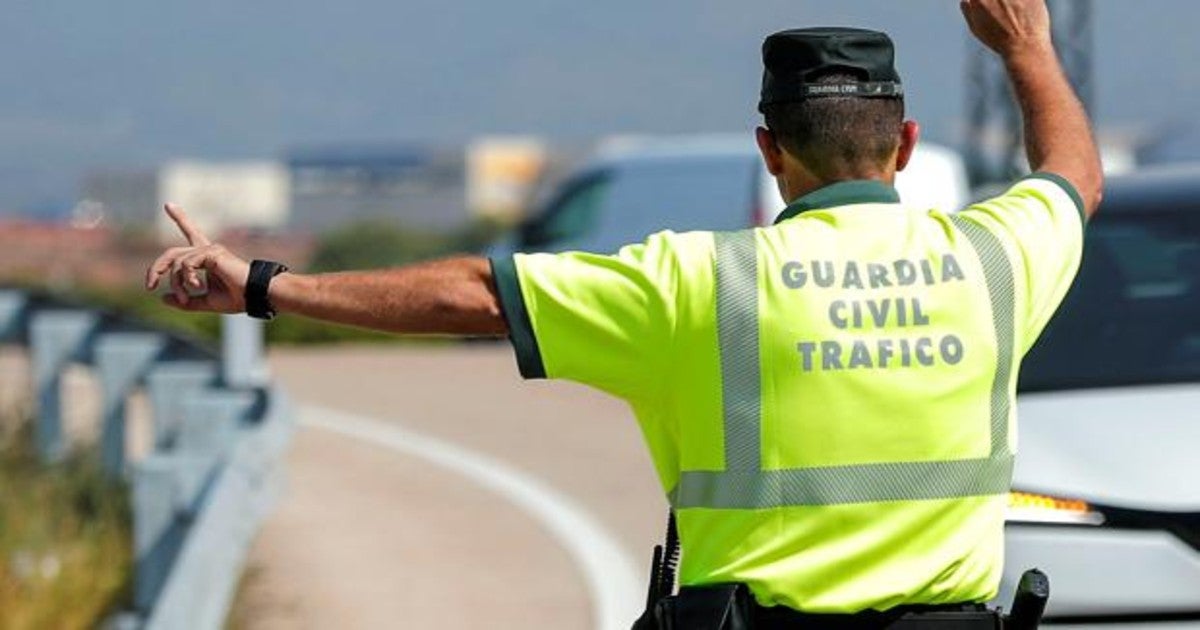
[491,174,1085,612]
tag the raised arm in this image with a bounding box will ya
[961,0,1103,216]
[145,204,507,336]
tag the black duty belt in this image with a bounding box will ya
[634,582,1003,630]
[633,511,1040,629]
[753,600,1001,629]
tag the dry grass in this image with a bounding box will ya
[0,408,132,630]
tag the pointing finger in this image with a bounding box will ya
[164,203,211,246]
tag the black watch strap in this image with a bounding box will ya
[245,259,289,320]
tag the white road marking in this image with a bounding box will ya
[299,405,645,630]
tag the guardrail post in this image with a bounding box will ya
[96,332,167,476]
[0,289,28,341]
[143,389,293,630]
[178,389,259,458]
[238,387,294,523]
[132,453,214,613]
[221,314,268,389]
[147,361,219,451]
[2,289,294,627]
[132,457,182,614]
[30,310,98,462]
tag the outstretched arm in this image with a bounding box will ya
[961,0,1104,216]
[145,204,507,336]
[269,258,506,336]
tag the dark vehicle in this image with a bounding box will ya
[999,164,1200,627]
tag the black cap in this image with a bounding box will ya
[759,27,903,113]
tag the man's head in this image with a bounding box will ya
[754,28,919,202]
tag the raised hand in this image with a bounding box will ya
[145,204,251,313]
[960,0,1053,59]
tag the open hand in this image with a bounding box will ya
[145,204,250,313]
[960,0,1053,59]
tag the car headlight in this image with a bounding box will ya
[1007,491,1106,526]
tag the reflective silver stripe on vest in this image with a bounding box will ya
[669,225,1018,510]
[950,216,1016,457]
[669,456,1015,509]
[713,231,761,472]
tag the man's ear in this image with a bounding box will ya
[895,120,920,172]
[756,126,786,176]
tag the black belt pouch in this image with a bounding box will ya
[647,583,755,630]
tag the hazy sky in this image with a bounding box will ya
[3,1,1198,213]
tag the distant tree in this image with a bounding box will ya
[308,218,505,273]
[308,220,445,272]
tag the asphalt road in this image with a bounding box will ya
[231,344,668,629]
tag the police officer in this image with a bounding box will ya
[147,0,1101,627]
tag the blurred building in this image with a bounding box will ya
[466,137,547,223]
[80,169,158,226]
[82,139,560,239]
[156,161,290,240]
[0,218,314,289]
[82,161,291,241]
[287,145,468,233]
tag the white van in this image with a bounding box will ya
[503,134,969,255]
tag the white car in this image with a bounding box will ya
[996,164,1200,627]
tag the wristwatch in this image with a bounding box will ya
[244,259,289,320]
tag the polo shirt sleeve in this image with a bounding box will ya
[490,231,688,400]
[955,172,1087,354]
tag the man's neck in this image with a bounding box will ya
[784,172,895,205]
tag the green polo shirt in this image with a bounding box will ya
[491,173,1085,612]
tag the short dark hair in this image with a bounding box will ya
[762,73,904,180]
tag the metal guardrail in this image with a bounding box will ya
[0,288,294,629]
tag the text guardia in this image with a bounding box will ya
[781,254,970,372]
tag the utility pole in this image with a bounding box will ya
[965,0,1094,187]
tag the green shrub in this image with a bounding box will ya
[0,416,131,629]
[308,217,504,272]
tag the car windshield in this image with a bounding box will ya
[1019,208,1200,391]
[518,172,612,249]
[519,154,758,254]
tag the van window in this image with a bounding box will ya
[1020,209,1200,391]
[519,172,612,249]
[525,155,758,254]
[585,157,758,254]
